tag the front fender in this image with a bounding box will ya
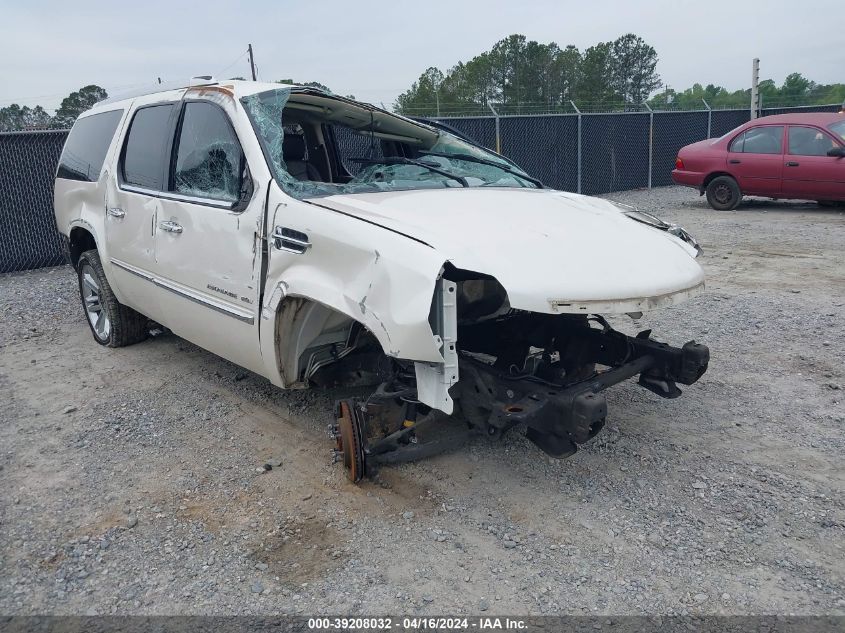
[258,197,448,388]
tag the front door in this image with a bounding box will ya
[726,125,784,196]
[782,125,845,201]
[152,99,266,374]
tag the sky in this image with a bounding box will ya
[2,0,844,112]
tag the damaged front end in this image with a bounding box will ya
[326,269,709,482]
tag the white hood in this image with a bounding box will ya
[310,187,704,314]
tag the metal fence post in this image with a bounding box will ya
[570,100,582,194]
[644,102,653,189]
[488,103,501,154]
[702,99,712,139]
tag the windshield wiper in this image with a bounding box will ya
[350,156,468,188]
[419,151,543,188]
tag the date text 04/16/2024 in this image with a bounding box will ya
[307,617,528,630]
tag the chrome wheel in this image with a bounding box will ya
[80,263,111,341]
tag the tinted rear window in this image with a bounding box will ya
[122,104,175,190]
[56,110,123,182]
[729,126,783,154]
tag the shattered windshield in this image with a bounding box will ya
[241,87,539,199]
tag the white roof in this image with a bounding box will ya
[89,78,309,113]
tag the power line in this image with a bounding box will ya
[216,49,250,79]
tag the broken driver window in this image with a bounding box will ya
[172,102,243,202]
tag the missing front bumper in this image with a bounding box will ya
[329,317,710,480]
[456,326,709,458]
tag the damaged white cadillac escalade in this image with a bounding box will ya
[54,77,709,482]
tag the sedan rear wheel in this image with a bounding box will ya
[706,176,741,211]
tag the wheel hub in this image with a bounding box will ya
[714,184,730,203]
[334,400,367,482]
[80,263,111,341]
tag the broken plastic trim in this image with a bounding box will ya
[414,277,459,414]
[617,206,703,256]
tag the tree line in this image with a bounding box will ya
[650,74,845,111]
[394,33,845,116]
[3,49,843,132]
[0,80,355,132]
[0,85,107,132]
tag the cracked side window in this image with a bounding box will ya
[172,102,243,202]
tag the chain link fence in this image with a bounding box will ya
[0,130,68,273]
[1,104,841,273]
[434,103,842,195]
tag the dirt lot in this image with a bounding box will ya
[1,187,844,616]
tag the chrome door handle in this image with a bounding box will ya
[272,226,311,254]
[159,220,183,234]
[786,161,800,167]
[107,207,125,218]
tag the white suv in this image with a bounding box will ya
[54,77,709,481]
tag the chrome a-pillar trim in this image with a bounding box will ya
[110,258,255,325]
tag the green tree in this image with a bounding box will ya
[549,45,581,105]
[780,72,812,103]
[608,34,661,105]
[577,42,617,107]
[53,85,107,128]
[394,34,845,115]
[0,104,54,131]
[276,79,332,92]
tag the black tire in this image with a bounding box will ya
[818,200,844,208]
[77,249,148,348]
[706,176,741,211]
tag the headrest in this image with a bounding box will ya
[283,134,307,161]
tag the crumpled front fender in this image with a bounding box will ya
[258,194,449,388]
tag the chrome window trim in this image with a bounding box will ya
[119,184,236,210]
[110,259,254,325]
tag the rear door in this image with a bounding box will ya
[152,97,266,374]
[726,125,785,195]
[106,102,178,323]
[782,125,845,201]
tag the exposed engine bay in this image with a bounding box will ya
[312,267,710,483]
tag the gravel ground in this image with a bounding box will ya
[1,186,844,616]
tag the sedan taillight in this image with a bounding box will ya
[675,157,685,170]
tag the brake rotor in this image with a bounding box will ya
[335,400,366,483]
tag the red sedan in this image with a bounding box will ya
[672,113,845,210]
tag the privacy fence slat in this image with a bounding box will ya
[0,130,68,273]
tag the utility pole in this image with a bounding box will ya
[750,58,760,119]
[248,44,257,81]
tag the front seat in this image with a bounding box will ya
[283,135,321,181]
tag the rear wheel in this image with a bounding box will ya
[706,176,741,210]
[77,249,148,347]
